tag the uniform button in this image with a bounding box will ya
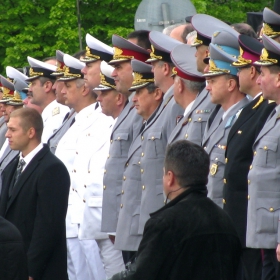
[254,151,257,156]
[141,169,144,174]
[270,207,274,212]
[110,140,113,143]
[74,169,76,173]
[264,146,268,150]
[198,117,202,121]
[120,204,123,208]
[107,154,110,159]
[204,146,207,150]
[249,165,252,170]
[237,130,242,134]
[141,152,144,157]
[248,195,250,200]
[141,136,144,140]
[223,199,226,204]
[185,134,188,139]
[151,136,155,140]
[121,190,124,194]
[123,176,126,181]
[215,157,218,161]
[83,199,86,203]
[72,188,74,191]
[142,185,145,190]
[104,169,106,174]
[223,178,227,184]
[138,161,141,165]
[117,137,120,140]
[103,185,106,190]
[225,158,228,163]
[248,180,250,184]
[126,162,129,167]
[84,185,86,188]
[188,118,192,122]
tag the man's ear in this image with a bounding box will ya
[28,127,36,139]
[154,87,163,101]
[44,80,53,93]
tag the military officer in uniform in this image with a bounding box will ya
[136,31,183,236]
[48,50,76,154]
[114,60,163,255]
[202,43,249,208]
[26,56,69,143]
[101,35,149,264]
[262,7,280,43]
[246,35,280,279]
[223,35,276,280]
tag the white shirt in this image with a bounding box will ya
[183,100,195,117]
[253,92,262,100]
[0,139,9,159]
[41,100,70,144]
[20,143,43,172]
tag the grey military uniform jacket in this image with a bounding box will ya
[0,117,7,150]
[101,102,142,233]
[247,105,280,249]
[202,97,249,208]
[168,88,215,145]
[0,144,19,195]
[138,85,184,234]
[48,109,76,154]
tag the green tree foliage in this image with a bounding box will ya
[0,0,275,75]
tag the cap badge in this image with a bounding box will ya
[29,68,43,77]
[209,60,230,74]
[260,48,278,64]
[100,73,116,89]
[85,46,101,60]
[150,45,163,60]
[113,47,134,60]
[263,22,280,37]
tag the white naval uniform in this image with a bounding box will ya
[41,99,69,143]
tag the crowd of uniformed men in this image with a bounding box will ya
[1,4,280,280]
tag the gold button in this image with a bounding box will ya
[249,165,252,170]
[121,190,124,194]
[215,157,218,161]
[104,169,106,174]
[151,136,155,140]
[126,162,129,167]
[141,169,144,174]
[138,161,141,164]
[88,170,90,173]
[254,151,257,156]
[198,117,202,121]
[185,134,188,139]
[110,140,113,143]
[103,185,106,190]
[223,178,227,184]
[188,118,192,122]
[225,158,228,163]
[248,195,250,200]
[270,207,274,212]
[204,146,207,150]
[123,176,126,181]
[107,154,110,159]
[83,199,86,203]
[120,204,123,208]
[141,136,144,140]
[238,130,242,134]
[248,179,250,184]
[223,199,226,204]
[141,152,144,157]
[264,146,268,150]
[142,185,145,190]
[84,185,86,188]
[117,137,120,140]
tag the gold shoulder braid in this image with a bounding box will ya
[29,68,44,77]
[113,47,134,60]
[150,45,162,60]
[252,95,264,109]
[85,46,101,60]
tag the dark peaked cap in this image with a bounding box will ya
[232,35,263,67]
[254,34,280,67]
[81,33,113,63]
[129,59,154,91]
[263,7,280,38]
[109,34,150,65]
[171,44,204,82]
[191,14,234,47]
[146,30,182,63]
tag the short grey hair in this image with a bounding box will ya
[176,76,205,93]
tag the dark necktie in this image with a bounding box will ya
[9,159,26,196]
[62,112,70,123]
[70,117,76,127]
[208,104,221,128]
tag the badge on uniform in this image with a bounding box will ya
[210,163,218,175]
[52,107,60,116]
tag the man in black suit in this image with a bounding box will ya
[223,35,276,280]
[0,107,70,280]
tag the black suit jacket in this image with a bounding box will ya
[0,144,70,280]
[223,95,276,247]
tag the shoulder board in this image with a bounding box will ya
[52,107,60,116]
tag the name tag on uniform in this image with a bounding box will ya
[88,196,102,207]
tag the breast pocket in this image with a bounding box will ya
[146,131,164,159]
[192,114,209,141]
[255,136,278,168]
[256,192,280,234]
[111,132,129,158]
